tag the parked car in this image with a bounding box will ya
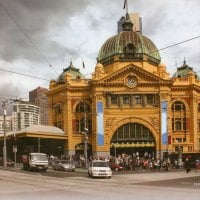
[52,160,75,172]
[0,157,14,167]
[88,160,112,179]
[110,162,124,171]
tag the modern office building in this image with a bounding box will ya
[29,87,49,126]
[29,87,49,125]
[45,12,200,160]
[118,12,142,33]
[12,100,40,131]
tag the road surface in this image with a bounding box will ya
[0,169,199,200]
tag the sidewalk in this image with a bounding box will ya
[1,164,200,182]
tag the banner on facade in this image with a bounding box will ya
[97,101,104,146]
[161,101,168,145]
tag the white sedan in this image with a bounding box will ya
[88,160,112,179]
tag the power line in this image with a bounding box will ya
[0,67,50,81]
[158,35,200,52]
[1,33,199,81]
[0,1,58,76]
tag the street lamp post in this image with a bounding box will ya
[2,101,7,167]
[83,102,88,168]
[83,129,88,168]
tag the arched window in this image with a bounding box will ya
[75,102,92,133]
[172,101,186,111]
[111,123,154,142]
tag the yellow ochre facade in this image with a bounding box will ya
[47,14,200,159]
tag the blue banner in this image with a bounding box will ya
[97,101,104,146]
[161,101,168,145]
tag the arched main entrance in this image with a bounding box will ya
[110,123,156,157]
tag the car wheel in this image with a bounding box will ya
[61,167,65,171]
[91,173,95,178]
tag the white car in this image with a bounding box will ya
[88,160,112,179]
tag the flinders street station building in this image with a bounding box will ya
[47,13,200,160]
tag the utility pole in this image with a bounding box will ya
[2,101,7,167]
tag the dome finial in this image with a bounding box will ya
[183,57,186,65]
[122,0,133,31]
[69,58,74,68]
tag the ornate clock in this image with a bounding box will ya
[125,75,137,88]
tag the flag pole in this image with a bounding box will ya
[123,0,128,14]
[126,0,128,14]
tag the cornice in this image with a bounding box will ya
[172,84,200,92]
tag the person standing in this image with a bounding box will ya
[185,158,191,173]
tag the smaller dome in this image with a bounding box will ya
[57,61,83,83]
[173,60,200,80]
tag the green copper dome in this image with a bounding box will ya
[173,60,200,80]
[57,61,83,83]
[97,31,161,65]
[97,27,161,66]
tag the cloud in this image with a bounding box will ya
[0,0,91,63]
[0,0,199,100]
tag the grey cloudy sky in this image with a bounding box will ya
[0,0,200,101]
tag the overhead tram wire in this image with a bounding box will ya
[1,33,200,81]
[157,35,200,53]
[0,1,58,76]
[0,67,50,82]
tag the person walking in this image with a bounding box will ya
[185,158,191,173]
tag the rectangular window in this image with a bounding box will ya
[175,138,182,143]
[188,146,193,152]
[198,119,200,132]
[199,139,200,150]
[111,95,118,105]
[123,96,130,105]
[172,118,186,131]
[133,95,141,104]
[146,95,154,105]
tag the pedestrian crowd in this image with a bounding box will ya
[48,152,197,173]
